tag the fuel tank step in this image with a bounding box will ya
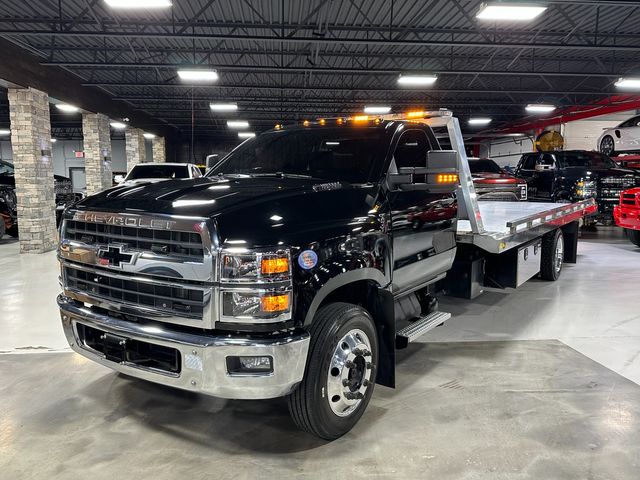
[396,311,451,349]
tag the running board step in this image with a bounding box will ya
[396,311,451,349]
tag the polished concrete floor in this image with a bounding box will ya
[1,227,639,479]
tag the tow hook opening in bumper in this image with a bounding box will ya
[58,294,310,400]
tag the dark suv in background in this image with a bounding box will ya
[515,150,640,223]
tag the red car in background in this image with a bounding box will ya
[614,187,640,247]
[468,158,528,201]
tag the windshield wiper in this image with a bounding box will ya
[214,172,317,179]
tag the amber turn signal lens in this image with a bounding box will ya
[260,294,290,312]
[436,173,459,184]
[261,257,289,275]
[406,110,425,118]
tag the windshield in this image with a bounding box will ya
[468,159,503,174]
[0,160,14,176]
[208,127,386,183]
[126,164,190,180]
[556,151,616,169]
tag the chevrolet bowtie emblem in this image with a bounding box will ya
[97,244,135,268]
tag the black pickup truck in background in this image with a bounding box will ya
[515,150,640,223]
[56,114,596,440]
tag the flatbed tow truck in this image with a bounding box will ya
[57,110,596,440]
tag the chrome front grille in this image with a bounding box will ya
[59,210,217,328]
[64,220,204,261]
[64,264,206,319]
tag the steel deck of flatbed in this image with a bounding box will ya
[456,199,597,254]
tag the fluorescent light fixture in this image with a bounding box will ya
[238,132,256,138]
[525,104,556,113]
[143,132,155,139]
[0,129,10,136]
[51,138,57,143]
[270,215,283,222]
[325,141,340,146]
[105,0,172,8]
[397,74,438,86]
[227,120,249,129]
[56,104,79,113]
[177,69,219,82]
[210,103,238,112]
[110,121,127,129]
[476,3,547,21]
[364,106,391,114]
[468,117,492,125]
[615,77,640,89]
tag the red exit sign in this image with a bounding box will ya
[74,151,84,158]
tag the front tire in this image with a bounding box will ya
[600,135,615,156]
[540,229,564,281]
[626,229,640,247]
[288,302,378,440]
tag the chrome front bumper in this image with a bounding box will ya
[58,295,310,400]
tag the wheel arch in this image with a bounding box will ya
[303,270,396,388]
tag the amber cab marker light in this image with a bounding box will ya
[353,115,370,122]
[261,257,289,275]
[303,120,310,127]
[319,118,326,126]
[436,173,459,184]
[261,294,290,313]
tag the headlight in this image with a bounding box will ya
[222,290,291,320]
[219,248,293,324]
[221,250,291,282]
[576,180,596,198]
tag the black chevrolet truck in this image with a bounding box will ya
[57,112,596,439]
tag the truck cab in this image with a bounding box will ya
[58,118,459,440]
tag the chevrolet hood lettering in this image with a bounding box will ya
[74,212,176,230]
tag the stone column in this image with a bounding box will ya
[82,113,113,195]
[125,127,146,171]
[7,87,57,254]
[152,136,166,162]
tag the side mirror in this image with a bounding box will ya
[388,150,459,191]
[114,174,125,184]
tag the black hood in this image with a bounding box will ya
[74,176,383,246]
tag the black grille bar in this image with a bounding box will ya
[65,265,205,318]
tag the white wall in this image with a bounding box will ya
[487,136,535,168]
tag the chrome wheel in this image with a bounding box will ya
[326,328,373,417]
[600,136,614,156]
[554,233,564,274]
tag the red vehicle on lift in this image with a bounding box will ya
[614,188,640,247]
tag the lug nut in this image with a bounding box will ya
[345,360,355,368]
[352,348,363,356]
[366,362,374,370]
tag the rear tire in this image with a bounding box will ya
[540,229,564,281]
[626,229,640,247]
[287,302,378,440]
[600,135,615,157]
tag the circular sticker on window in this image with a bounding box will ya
[298,250,318,270]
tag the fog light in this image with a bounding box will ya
[226,356,273,375]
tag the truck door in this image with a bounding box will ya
[388,128,457,296]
